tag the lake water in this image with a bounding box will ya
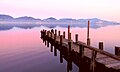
[0,25,120,72]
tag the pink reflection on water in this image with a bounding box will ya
[0,28,46,57]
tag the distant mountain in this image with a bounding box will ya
[43,17,57,21]
[0,14,120,30]
[0,14,14,21]
[0,14,41,22]
[15,16,41,22]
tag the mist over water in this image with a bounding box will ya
[0,25,120,72]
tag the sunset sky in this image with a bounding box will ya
[0,0,120,22]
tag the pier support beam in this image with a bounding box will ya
[47,31,50,47]
[54,46,57,56]
[87,20,91,46]
[60,35,63,62]
[55,29,57,35]
[68,25,70,40]
[115,46,120,56]
[54,29,57,42]
[44,30,47,45]
[60,50,63,63]
[67,58,72,72]
[75,34,78,43]
[90,50,97,72]
[58,31,60,36]
[63,31,65,38]
[79,45,84,58]
[99,42,103,50]
[60,35,63,46]
[68,33,71,52]
[51,29,54,33]
[51,44,53,52]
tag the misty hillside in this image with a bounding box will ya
[0,14,120,30]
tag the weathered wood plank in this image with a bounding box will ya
[105,61,120,68]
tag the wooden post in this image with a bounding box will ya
[60,35,63,46]
[44,31,47,45]
[87,20,90,46]
[47,31,50,37]
[99,42,103,50]
[55,29,57,35]
[44,30,46,36]
[75,34,78,43]
[68,41,71,53]
[60,50,63,63]
[51,29,54,33]
[69,33,71,40]
[67,59,72,71]
[60,35,63,62]
[54,29,57,42]
[63,31,65,38]
[54,47,57,56]
[68,25,70,40]
[58,31,60,36]
[79,44,84,58]
[40,30,42,38]
[51,45,53,52]
[47,31,49,47]
[68,32,71,52]
[50,32,52,38]
[54,34,56,42]
[115,46,120,56]
[47,40,49,47]
[90,50,97,72]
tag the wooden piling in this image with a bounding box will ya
[54,34,56,42]
[51,44,53,52]
[115,46,120,56]
[63,31,65,38]
[90,50,97,72]
[44,30,47,45]
[46,31,49,47]
[68,41,71,52]
[60,51,63,63]
[99,42,103,50]
[87,20,90,39]
[58,31,60,36]
[79,45,84,58]
[54,29,57,42]
[50,32,52,38]
[69,33,71,41]
[54,47,57,56]
[87,38,90,46]
[68,25,70,40]
[51,29,54,33]
[47,41,49,47]
[87,20,90,46]
[68,32,71,52]
[60,35,63,62]
[67,58,72,71]
[75,34,78,43]
[55,29,57,35]
[60,35,63,46]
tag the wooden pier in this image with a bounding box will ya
[40,21,120,72]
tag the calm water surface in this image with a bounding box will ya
[0,25,120,72]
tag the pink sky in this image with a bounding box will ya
[0,0,120,22]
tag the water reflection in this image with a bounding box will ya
[0,28,69,72]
